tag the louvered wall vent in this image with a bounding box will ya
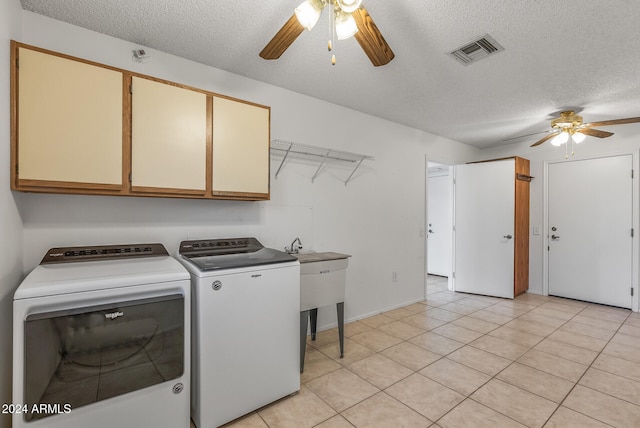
[448,34,505,65]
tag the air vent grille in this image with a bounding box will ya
[448,34,504,66]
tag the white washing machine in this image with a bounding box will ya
[12,243,190,428]
[178,237,300,428]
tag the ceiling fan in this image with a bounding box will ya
[530,110,640,148]
[259,0,394,66]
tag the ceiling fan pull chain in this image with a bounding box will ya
[330,1,336,65]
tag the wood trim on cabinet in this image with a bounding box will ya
[122,73,133,194]
[514,157,530,296]
[10,41,19,190]
[130,186,206,196]
[17,179,123,192]
[206,96,213,195]
[267,107,272,200]
[211,190,270,201]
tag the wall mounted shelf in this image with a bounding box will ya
[270,139,374,186]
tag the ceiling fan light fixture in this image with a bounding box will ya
[336,0,362,13]
[551,131,569,146]
[572,131,586,144]
[295,0,326,31]
[335,8,358,40]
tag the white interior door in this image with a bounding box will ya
[428,173,451,276]
[548,155,633,308]
[454,159,515,298]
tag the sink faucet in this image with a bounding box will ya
[286,237,303,254]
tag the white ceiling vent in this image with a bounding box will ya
[448,34,505,66]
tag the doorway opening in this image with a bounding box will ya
[426,160,454,296]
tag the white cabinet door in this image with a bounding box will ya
[548,155,633,308]
[454,159,515,298]
[18,47,123,187]
[131,77,207,192]
[212,97,270,196]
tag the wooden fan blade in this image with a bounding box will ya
[259,14,305,60]
[584,117,640,127]
[352,7,395,66]
[530,132,559,147]
[578,128,614,138]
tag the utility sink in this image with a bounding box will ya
[296,254,349,311]
[295,251,350,372]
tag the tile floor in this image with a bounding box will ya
[216,276,640,428]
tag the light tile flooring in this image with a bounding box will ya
[217,276,640,428]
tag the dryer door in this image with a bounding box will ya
[23,294,184,421]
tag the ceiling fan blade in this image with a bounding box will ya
[584,117,640,127]
[530,132,559,147]
[259,14,305,60]
[351,7,395,66]
[578,128,614,138]
[502,129,550,143]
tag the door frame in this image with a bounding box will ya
[542,151,639,312]
[425,156,455,296]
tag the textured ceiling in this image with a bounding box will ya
[19,0,640,149]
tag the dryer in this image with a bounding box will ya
[12,243,190,428]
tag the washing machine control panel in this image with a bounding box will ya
[40,243,169,264]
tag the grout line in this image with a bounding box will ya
[294,285,636,428]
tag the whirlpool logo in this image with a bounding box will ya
[104,311,124,320]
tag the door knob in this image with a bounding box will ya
[551,234,560,240]
[503,234,512,239]
[428,229,434,234]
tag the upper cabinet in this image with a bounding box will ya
[131,76,208,196]
[11,42,270,201]
[212,97,270,199]
[14,46,124,191]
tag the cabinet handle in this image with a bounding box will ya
[251,274,262,278]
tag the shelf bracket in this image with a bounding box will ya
[270,139,373,185]
[312,150,331,183]
[274,142,292,179]
[344,157,366,186]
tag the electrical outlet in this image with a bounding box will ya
[392,272,398,283]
